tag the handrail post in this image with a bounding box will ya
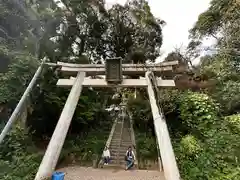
[145,71,180,180]
[0,62,45,144]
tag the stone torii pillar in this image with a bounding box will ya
[145,71,180,180]
[35,72,85,180]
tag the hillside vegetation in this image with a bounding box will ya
[0,0,239,179]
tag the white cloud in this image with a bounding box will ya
[148,0,212,62]
[106,0,213,63]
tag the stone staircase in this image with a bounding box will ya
[101,114,137,168]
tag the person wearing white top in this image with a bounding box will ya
[103,146,111,165]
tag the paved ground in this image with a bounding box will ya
[58,166,165,180]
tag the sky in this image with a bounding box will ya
[106,0,213,63]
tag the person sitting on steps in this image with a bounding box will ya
[103,146,111,165]
[125,146,135,170]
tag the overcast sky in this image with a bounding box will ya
[106,0,213,63]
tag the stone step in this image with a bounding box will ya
[112,134,122,137]
[109,157,138,164]
[111,136,121,139]
[121,135,131,138]
[121,142,133,145]
[110,154,126,158]
[110,141,121,144]
[110,153,125,158]
[99,162,138,170]
[111,139,132,142]
[99,118,138,169]
[109,156,126,160]
[111,138,121,141]
[109,142,120,145]
[110,147,132,151]
[110,155,130,160]
[121,137,132,140]
[112,136,131,138]
[111,140,132,142]
[110,143,133,146]
[110,142,133,145]
[111,149,129,153]
[110,145,132,149]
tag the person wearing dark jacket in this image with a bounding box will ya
[125,146,135,170]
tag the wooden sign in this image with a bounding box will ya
[105,58,122,83]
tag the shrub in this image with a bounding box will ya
[176,92,240,180]
[179,92,219,137]
[0,126,42,180]
[136,132,158,160]
[225,114,240,134]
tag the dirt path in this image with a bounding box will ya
[58,166,165,180]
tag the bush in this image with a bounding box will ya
[58,125,111,166]
[225,114,240,134]
[0,126,42,180]
[175,92,240,180]
[179,92,219,137]
[179,135,202,156]
[136,132,158,160]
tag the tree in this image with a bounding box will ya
[189,0,240,60]
[188,0,240,114]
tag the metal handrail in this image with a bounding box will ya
[117,106,125,164]
[98,116,118,167]
[127,112,138,167]
[0,59,47,144]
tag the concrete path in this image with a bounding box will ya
[58,166,165,180]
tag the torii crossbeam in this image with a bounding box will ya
[56,59,178,87]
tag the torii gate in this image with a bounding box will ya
[0,57,180,180]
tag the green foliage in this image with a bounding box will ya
[190,0,240,39]
[175,92,240,180]
[179,135,202,156]
[0,154,42,180]
[199,55,240,114]
[179,92,219,136]
[189,0,240,64]
[1,0,239,179]
[190,10,220,39]
[0,50,38,105]
[190,0,240,115]
[200,56,239,82]
[59,126,111,166]
[127,95,152,132]
[214,81,240,114]
[175,122,240,180]
[0,126,42,180]
[224,114,240,134]
[158,89,179,115]
[135,132,158,160]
